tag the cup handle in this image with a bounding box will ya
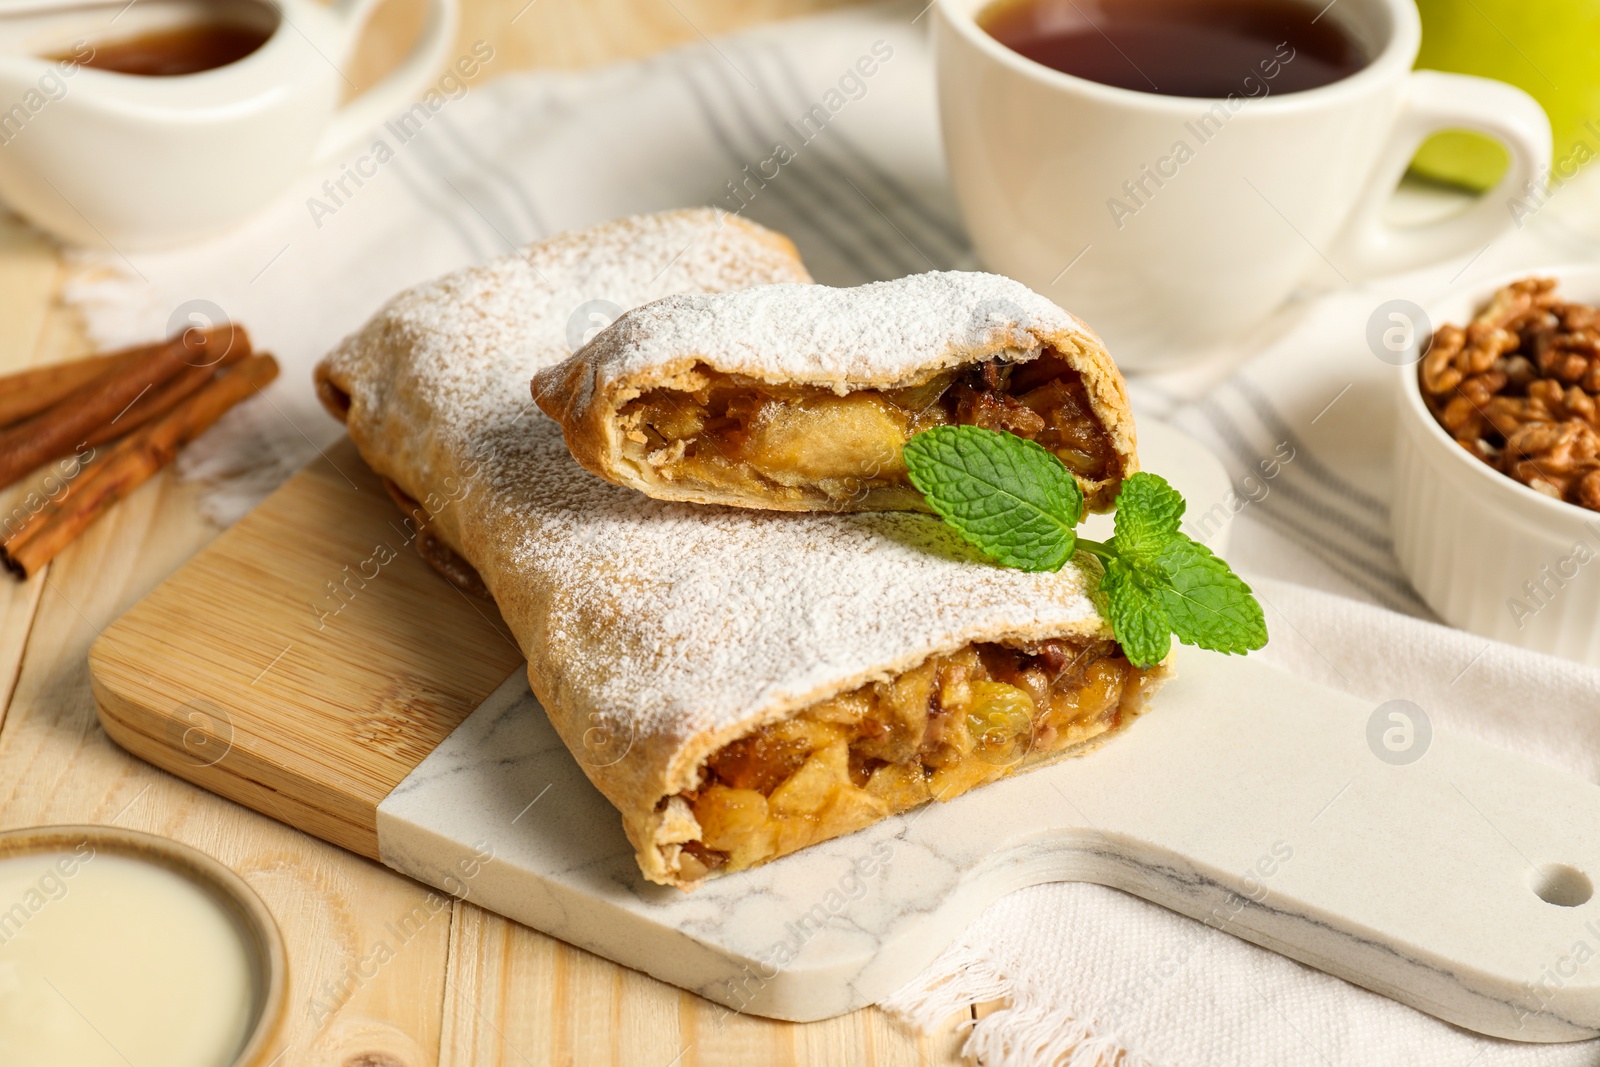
[312,0,461,164]
[1325,70,1551,280]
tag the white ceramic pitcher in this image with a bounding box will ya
[0,0,456,249]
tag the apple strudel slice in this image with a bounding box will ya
[531,272,1137,512]
[316,211,1168,888]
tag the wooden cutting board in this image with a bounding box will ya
[88,432,1600,1038]
[88,437,523,860]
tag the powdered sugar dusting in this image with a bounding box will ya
[320,210,1109,806]
[555,272,1095,395]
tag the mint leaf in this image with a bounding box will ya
[1155,538,1268,655]
[1098,470,1264,661]
[900,425,1266,667]
[1112,472,1185,564]
[1100,557,1173,668]
[903,425,1082,572]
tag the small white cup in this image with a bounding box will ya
[0,0,456,249]
[1393,265,1600,667]
[934,0,1552,368]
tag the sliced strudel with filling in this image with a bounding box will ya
[531,272,1137,512]
[316,211,1168,888]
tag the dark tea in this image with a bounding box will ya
[50,22,271,77]
[978,0,1367,98]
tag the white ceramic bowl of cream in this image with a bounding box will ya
[1392,264,1600,666]
[0,825,286,1067]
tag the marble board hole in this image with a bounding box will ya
[1531,864,1594,908]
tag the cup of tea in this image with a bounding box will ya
[0,0,457,249]
[935,0,1552,367]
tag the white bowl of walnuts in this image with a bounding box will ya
[1393,266,1600,666]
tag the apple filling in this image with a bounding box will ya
[669,638,1159,880]
[617,351,1120,508]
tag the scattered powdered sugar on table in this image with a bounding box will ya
[322,209,1110,792]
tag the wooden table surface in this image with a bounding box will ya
[0,2,973,1064]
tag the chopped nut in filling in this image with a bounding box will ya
[617,350,1121,508]
[668,638,1160,881]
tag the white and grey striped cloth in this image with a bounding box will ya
[60,3,1600,1064]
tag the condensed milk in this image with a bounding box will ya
[0,828,280,1067]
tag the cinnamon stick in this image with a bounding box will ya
[2,353,278,579]
[82,343,250,447]
[0,324,248,491]
[0,349,144,428]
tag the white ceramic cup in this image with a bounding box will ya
[0,0,457,249]
[934,0,1553,368]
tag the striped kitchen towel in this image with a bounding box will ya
[57,1,1600,1063]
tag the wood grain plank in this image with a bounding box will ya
[453,0,865,74]
[0,214,89,728]
[437,903,965,1066]
[0,214,60,369]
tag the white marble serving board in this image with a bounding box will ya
[372,421,1600,1039]
[378,650,1600,1038]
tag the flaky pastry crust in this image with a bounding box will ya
[532,273,1137,512]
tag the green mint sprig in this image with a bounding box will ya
[902,425,1267,668]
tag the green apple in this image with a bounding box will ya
[1412,0,1594,190]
